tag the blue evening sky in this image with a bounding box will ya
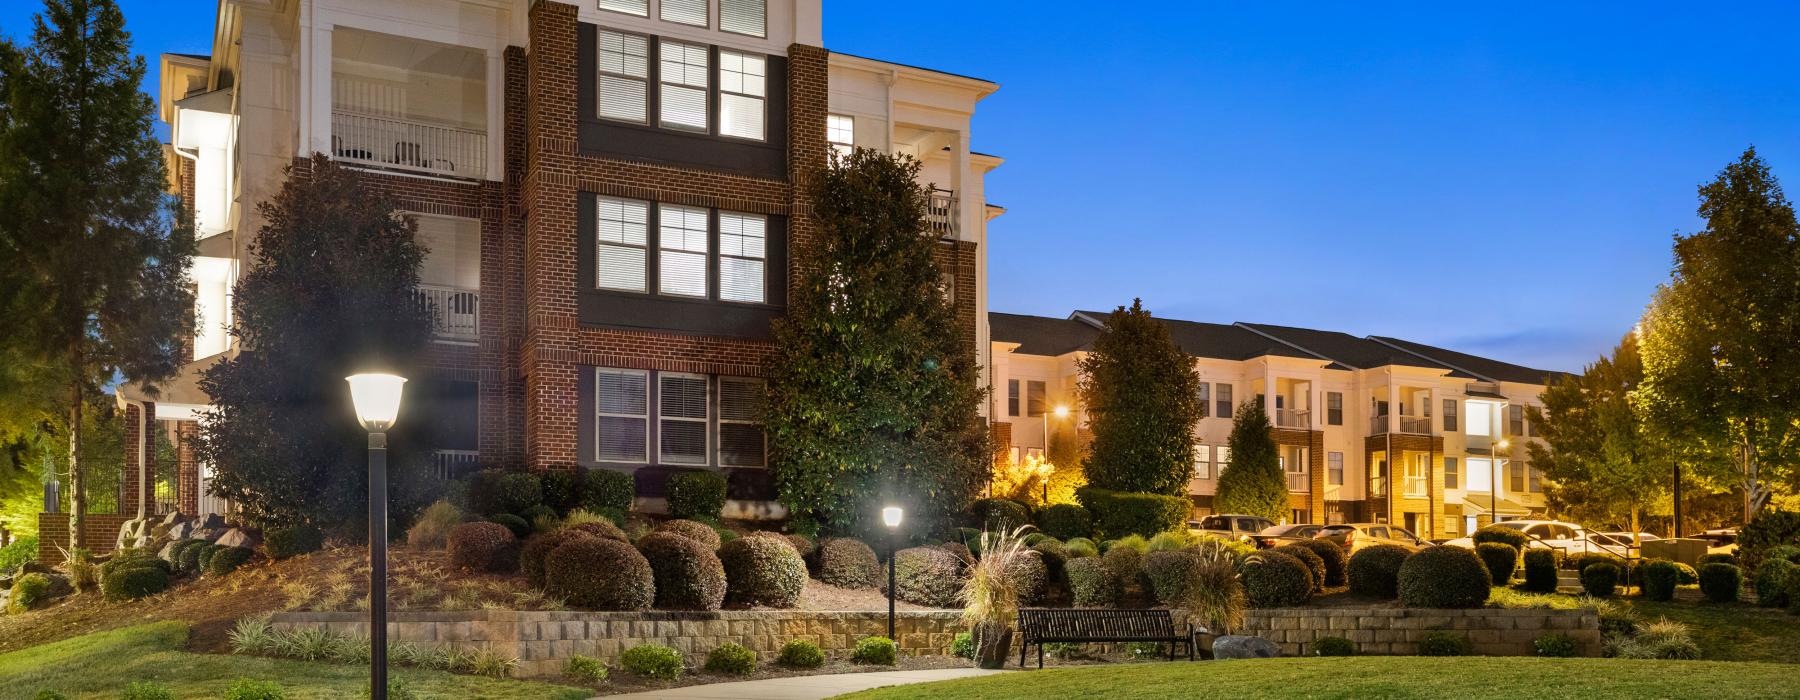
[6,1,1797,372]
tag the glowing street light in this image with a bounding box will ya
[347,372,405,699]
[882,506,903,639]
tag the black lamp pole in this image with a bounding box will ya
[887,533,897,640]
[368,430,388,700]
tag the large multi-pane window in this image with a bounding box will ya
[1326,392,1343,426]
[660,0,707,26]
[1193,445,1212,480]
[717,212,766,302]
[1443,398,1458,432]
[596,197,650,292]
[1509,460,1527,493]
[598,30,650,123]
[1026,380,1047,417]
[596,368,764,468]
[1216,446,1232,473]
[827,114,855,157]
[718,50,766,140]
[596,31,771,143]
[658,204,709,297]
[595,198,769,304]
[596,369,650,462]
[659,373,710,465]
[720,0,767,37]
[658,41,709,131]
[717,377,765,467]
[1328,451,1344,486]
[1215,383,1233,419]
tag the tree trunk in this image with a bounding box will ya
[68,379,85,550]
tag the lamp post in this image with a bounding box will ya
[348,373,406,700]
[1043,405,1070,503]
[882,506,903,640]
[1492,437,1510,529]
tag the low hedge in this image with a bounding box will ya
[545,537,654,611]
[1521,548,1559,593]
[581,468,636,515]
[1698,562,1741,603]
[1312,636,1355,656]
[1471,525,1530,550]
[889,546,963,607]
[1143,550,1198,606]
[1240,550,1312,608]
[447,522,519,573]
[1581,562,1620,598]
[653,519,723,550]
[1639,559,1681,601]
[666,471,729,520]
[490,514,532,539]
[467,469,543,516]
[703,642,757,675]
[620,643,683,680]
[541,469,584,513]
[1075,487,1188,539]
[1066,557,1120,607]
[851,636,897,665]
[196,544,222,572]
[972,498,1032,531]
[778,639,825,668]
[816,538,881,590]
[522,529,601,589]
[1754,558,1796,608]
[101,564,169,602]
[1398,546,1491,608]
[1037,503,1094,540]
[175,540,209,575]
[1289,539,1348,587]
[1005,549,1050,605]
[264,525,324,559]
[207,546,255,576]
[1698,552,1737,567]
[1346,544,1411,599]
[719,535,807,608]
[638,532,727,610]
[1273,544,1327,594]
[1475,542,1520,586]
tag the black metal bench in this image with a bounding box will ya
[1017,608,1201,668]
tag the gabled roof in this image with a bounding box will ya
[1237,323,1468,375]
[1069,311,1318,362]
[1369,336,1573,385]
[989,312,1098,356]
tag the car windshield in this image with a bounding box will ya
[1494,522,1529,531]
[1198,516,1231,530]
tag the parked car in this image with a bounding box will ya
[1591,532,1661,549]
[1188,514,1276,542]
[1312,523,1431,554]
[1253,524,1323,549]
[1441,519,1618,555]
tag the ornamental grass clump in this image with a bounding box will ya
[1176,537,1246,634]
[960,527,1032,665]
[405,501,463,550]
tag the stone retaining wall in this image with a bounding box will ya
[1241,607,1602,657]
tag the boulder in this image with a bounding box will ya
[168,521,196,540]
[215,528,261,550]
[160,511,190,527]
[158,540,183,563]
[192,528,225,543]
[1211,635,1281,659]
[20,561,54,576]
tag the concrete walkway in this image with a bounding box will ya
[601,668,1008,699]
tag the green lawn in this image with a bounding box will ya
[836,657,1800,699]
[1633,598,1800,664]
[0,622,590,700]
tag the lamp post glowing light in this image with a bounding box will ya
[882,506,903,640]
[1042,405,1070,503]
[348,373,405,700]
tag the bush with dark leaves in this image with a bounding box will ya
[638,532,727,610]
[1347,544,1411,599]
[545,537,654,611]
[447,522,519,573]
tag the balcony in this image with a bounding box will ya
[1405,475,1428,498]
[332,111,486,179]
[1276,408,1311,429]
[414,284,479,342]
[432,449,480,481]
[1287,471,1310,492]
[1370,414,1433,436]
[927,188,958,238]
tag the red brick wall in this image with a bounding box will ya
[176,420,200,515]
[36,513,134,563]
[121,401,155,517]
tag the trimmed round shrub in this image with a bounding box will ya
[951,631,975,659]
[207,546,255,576]
[785,534,816,558]
[638,532,727,610]
[1674,562,1698,585]
[653,519,723,550]
[447,522,520,573]
[1032,538,1070,579]
[973,498,1031,531]
[1639,560,1681,601]
[264,526,324,559]
[1699,552,1737,567]
[720,535,807,608]
[522,529,600,588]
[1066,557,1121,607]
[1738,510,1800,576]
[196,543,222,572]
[1563,551,1622,572]
[1273,544,1327,594]
[1471,525,1530,550]
[817,538,881,589]
[1698,562,1742,603]
[1347,544,1411,599]
[1397,546,1491,609]
[1240,551,1312,608]
[936,541,973,566]
[1581,562,1620,598]
[1754,558,1796,608]
[621,643,683,680]
[8,573,52,613]
[703,642,757,675]
[1312,636,1355,656]
[1418,630,1472,656]
[778,639,825,668]
[1521,548,1559,593]
[1290,539,1348,587]
[1143,550,1198,606]
[101,565,170,601]
[1475,542,1520,586]
[1065,538,1098,559]
[1076,487,1188,539]
[489,514,532,539]
[565,519,629,543]
[1534,632,1578,657]
[851,636,897,665]
[1101,543,1145,593]
[890,546,962,607]
[666,470,729,520]
[1005,550,1050,605]
[176,540,207,574]
[545,537,654,610]
[541,469,584,513]
[1037,504,1093,540]
[564,655,607,684]
[581,468,636,514]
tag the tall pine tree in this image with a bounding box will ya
[1215,397,1286,520]
[1078,299,1202,495]
[0,0,194,547]
[765,149,989,537]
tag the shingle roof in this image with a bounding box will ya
[989,312,1098,356]
[1237,323,1469,375]
[1069,311,1318,362]
[1368,336,1574,385]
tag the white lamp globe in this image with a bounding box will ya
[347,373,407,431]
[882,506,903,528]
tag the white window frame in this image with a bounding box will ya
[658,371,711,466]
[658,204,710,297]
[658,40,709,132]
[717,211,766,303]
[1216,445,1231,473]
[595,368,650,463]
[827,113,855,157]
[719,0,766,37]
[1327,451,1344,486]
[660,0,708,27]
[1405,453,1429,497]
[717,50,765,141]
[598,0,648,17]
[1193,444,1212,480]
[596,196,650,292]
[597,29,651,124]
[717,376,766,467]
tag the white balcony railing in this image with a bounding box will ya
[414,284,479,341]
[1276,408,1311,429]
[926,188,958,238]
[332,111,487,179]
[1287,471,1310,492]
[432,449,480,481]
[1370,414,1433,435]
[1405,476,1428,497]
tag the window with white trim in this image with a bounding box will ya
[720,0,766,37]
[658,373,710,465]
[660,0,707,26]
[598,0,647,16]
[658,204,709,297]
[1216,445,1231,473]
[717,211,766,303]
[1193,444,1212,480]
[717,377,765,467]
[1197,383,1210,419]
[596,369,649,462]
[827,114,855,157]
[717,50,765,141]
[1444,457,1459,489]
[1328,451,1344,486]
[596,196,649,292]
[597,30,650,123]
[658,40,708,131]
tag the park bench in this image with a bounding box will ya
[1017,608,1201,668]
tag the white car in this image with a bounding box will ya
[1591,532,1661,549]
[1443,520,1620,556]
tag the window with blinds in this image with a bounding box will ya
[659,373,709,464]
[717,50,765,141]
[717,211,765,303]
[718,377,765,467]
[720,0,765,37]
[598,0,647,16]
[660,0,707,26]
[596,197,649,292]
[1193,444,1211,480]
[598,30,650,123]
[827,114,854,156]
[659,41,708,131]
[658,204,709,297]
[1328,451,1344,486]
[596,369,649,462]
